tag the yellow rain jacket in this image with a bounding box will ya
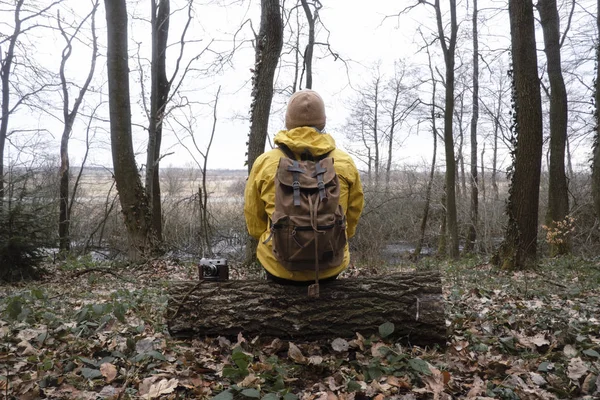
[244,127,364,281]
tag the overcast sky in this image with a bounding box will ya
[2,0,597,173]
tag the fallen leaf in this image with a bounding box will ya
[564,344,578,358]
[332,338,349,352]
[530,372,547,386]
[135,337,155,353]
[466,376,485,398]
[239,373,260,388]
[567,357,588,381]
[138,377,158,397]
[386,375,412,389]
[371,342,388,357]
[145,378,179,399]
[308,355,323,365]
[582,373,596,393]
[100,362,117,383]
[288,342,306,364]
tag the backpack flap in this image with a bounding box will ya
[276,158,336,191]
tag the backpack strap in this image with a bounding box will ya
[287,161,305,206]
[312,161,328,202]
[278,144,296,160]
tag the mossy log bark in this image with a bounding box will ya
[167,271,446,347]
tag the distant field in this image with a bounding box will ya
[75,167,248,201]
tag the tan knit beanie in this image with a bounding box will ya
[285,89,326,131]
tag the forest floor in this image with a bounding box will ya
[1,256,600,399]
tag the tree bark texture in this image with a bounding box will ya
[434,0,459,258]
[167,272,445,347]
[300,0,314,89]
[0,0,24,213]
[104,0,154,259]
[146,0,171,243]
[416,54,439,258]
[244,0,283,266]
[58,2,99,255]
[466,0,479,253]
[246,0,283,174]
[538,0,570,256]
[593,0,600,220]
[497,0,543,269]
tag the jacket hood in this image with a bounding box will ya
[273,127,336,157]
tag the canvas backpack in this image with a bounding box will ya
[267,144,347,277]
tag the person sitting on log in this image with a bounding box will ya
[244,89,364,286]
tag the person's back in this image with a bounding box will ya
[244,90,364,283]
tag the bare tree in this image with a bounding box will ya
[494,0,544,269]
[245,0,283,265]
[57,0,99,255]
[415,36,441,258]
[416,0,460,258]
[299,0,318,89]
[104,0,154,258]
[383,62,418,191]
[344,68,383,187]
[538,0,570,256]
[246,0,284,173]
[592,0,600,220]
[0,0,62,212]
[465,0,479,253]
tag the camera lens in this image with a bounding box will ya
[204,265,218,276]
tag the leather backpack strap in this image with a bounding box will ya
[278,144,296,160]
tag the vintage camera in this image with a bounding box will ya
[199,258,229,281]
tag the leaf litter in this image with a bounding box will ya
[0,257,599,398]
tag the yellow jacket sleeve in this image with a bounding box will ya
[244,156,269,240]
[345,158,364,239]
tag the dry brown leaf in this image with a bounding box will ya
[331,338,349,352]
[138,377,158,397]
[145,378,179,399]
[466,376,485,398]
[239,373,261,388]
[567,357,588,381]
[386,375,412,389]
[371,342,387,357]
[288,342,307,364]
[327,392,338,400]
[563,344,578,358]
[581,373,596,393]
[308,355,324,365]
[530,372,547,387]
[373,394,385,400]
[99,362,117,383]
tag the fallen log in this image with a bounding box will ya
[166,271,446,347]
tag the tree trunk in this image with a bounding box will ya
[58,2,99,256]
[300,0,314,89]
[0,0,24,213]
[592,0,600,220]
[466,0,479,253]
[416,50,439,258]
[146,0,171,243]
[415,129,437,258]
[434,0,459,258]
[245,0,283,265]
[385,85,400,192]
[373,77,380,187]
[104,0,154,260]
[492,90,500,201]
[538,0,570,256]
[167,272,445,347]
[495,0,543,270]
